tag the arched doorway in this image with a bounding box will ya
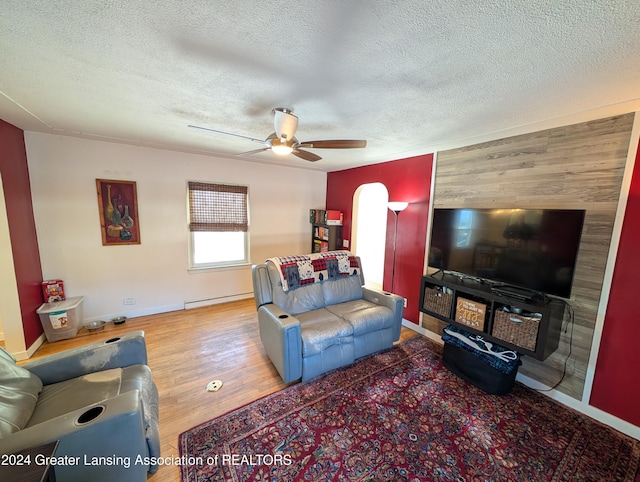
[351,183,388,290]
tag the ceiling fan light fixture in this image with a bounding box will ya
[271,144,293,155]
[267,133,295,155]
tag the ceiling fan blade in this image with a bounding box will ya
[237,147,270,156]
[297,140,367,149]
[188,125,265,144]
[292,148,322,162]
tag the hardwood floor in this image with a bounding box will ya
[27,298,417,481]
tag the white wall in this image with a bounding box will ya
[25,133,326,322]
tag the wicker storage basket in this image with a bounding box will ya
[422,287,452,318]
[492,311,540,351]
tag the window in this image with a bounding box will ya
[187,181,249,269]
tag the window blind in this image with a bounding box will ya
[188,182,248,232]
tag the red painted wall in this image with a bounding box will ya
[326,154,433,323]
[590,137,640,427]
[0,119,44,346]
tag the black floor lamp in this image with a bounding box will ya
[388,201,408,293]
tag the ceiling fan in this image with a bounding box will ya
[188,108,366,162]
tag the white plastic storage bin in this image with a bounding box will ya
[36,296,84,342]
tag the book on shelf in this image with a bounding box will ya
[309,209,343,226]
[312,238,329,253]
[316,226,329,240]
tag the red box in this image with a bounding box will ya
[326,210,343,225]
[42,279,65,303]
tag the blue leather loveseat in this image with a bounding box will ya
[252,251,404,383]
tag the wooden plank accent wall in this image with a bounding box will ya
[423,113,635,400]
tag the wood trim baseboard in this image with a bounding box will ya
[184,292,254,310]
[12,332,46,361]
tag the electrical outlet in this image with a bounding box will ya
[123,298,136,305]
[403,298,408,308]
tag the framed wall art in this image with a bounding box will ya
[96,179,141,246]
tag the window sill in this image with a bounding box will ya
[188,262,252,273]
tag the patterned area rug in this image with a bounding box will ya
[179,335,640,481]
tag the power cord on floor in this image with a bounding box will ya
[528,299,574,393]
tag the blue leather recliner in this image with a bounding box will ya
[0,331,160,481]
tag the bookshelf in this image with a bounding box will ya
[310,209,343,253]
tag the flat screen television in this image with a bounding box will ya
[428,208,585,299]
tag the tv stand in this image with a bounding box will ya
[420,273,566,360]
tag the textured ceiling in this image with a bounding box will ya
[2,1,640,171]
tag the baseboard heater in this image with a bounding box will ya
[184,292,254,310]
